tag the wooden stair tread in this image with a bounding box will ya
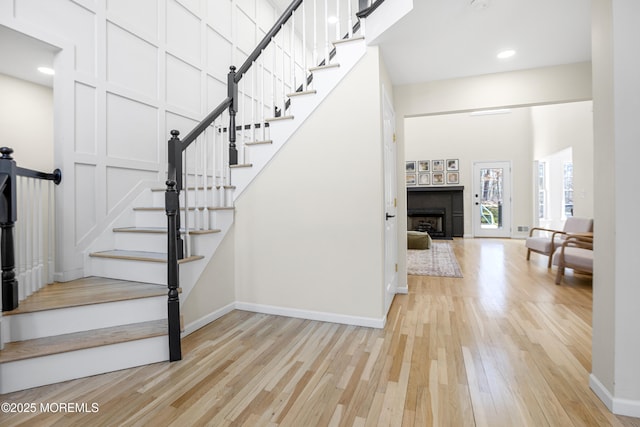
[333,35,365,45]
[133,206,234,211]
[244,140,273,146]
[151,185,235,192]
[265,115,294,122]
[3,277,165,316]
[229,163,253,169]
[309,63,340,72]
[0,319,167,364]
[89,250,204,263]
[287,89,317,97]
[113,227,221,235]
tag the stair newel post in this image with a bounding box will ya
[165,179,182,361]
[0,147,18,312]
[167,130,184,260]
[228,66,238,166]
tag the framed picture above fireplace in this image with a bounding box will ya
[432,172,445,185]
[447,159,459,171]
[418,160,430,172]
[418,173,430,185]
[432,160,444,172]
[406,161,416,173]
[447,171,459,184]
[406,173,416,186]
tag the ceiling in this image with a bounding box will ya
[273,0,592,86]
[1,0,592,89]
[374,0,592,85]
[0,25,59,88]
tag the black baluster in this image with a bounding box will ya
[228,66,238,166]
[0,147,18,312]
[165,179,181,361]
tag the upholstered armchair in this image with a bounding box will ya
[552,234,593,284]
[525,217,593,268]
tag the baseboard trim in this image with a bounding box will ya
[182,302,235,337]
[590,373,640,418]
[396,286,409,294]
[235,301,385,329]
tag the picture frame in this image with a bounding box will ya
[418,172,430,185]
[432,171,444,185]
[446,159,459,171]
[406,173,416,186]
[418,160,430,172]
[447,171,459,184]
[432,160,444,172]
[405,161,416,173]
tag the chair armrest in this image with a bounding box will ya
[528,227,564,237]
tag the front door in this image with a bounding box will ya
[472,161,512,238]
[383,87,397,314]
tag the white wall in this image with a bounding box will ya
[531,101,594,220]
[233,47,386,324]
[591,0,640,417]
[0,0,286,280]
[0,73,53,171]
[404,108,533,237]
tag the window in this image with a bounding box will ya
[537,162,546,219]
[563,162,573,217]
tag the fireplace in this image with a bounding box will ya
[407,186,464,239]
[408,209,445,238]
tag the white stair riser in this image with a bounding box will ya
[0,336,169,394]
[88,256,200,285]
[151,187,230,208]
[114,231,225,255]
[134,209,231,229]
[2,296,165,342]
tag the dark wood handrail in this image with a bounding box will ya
[357,0,386,18]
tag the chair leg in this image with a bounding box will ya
[555,265,564,285]
[547,254,553,268]
[526,249,531,261]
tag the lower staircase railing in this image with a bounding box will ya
[165,0,384,361]
[0,147,61,315]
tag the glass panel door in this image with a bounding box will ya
[473,161,511,237]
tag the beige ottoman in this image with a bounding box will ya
[407,231,432,249]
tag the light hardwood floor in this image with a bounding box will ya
[2,238,639,426]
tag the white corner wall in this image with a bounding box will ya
[590,0,640,418]
[531,101,594,220]
[234,47,386,325]
[0,73,53,171]
[0,0,284,280]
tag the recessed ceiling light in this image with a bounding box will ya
[497,50,516,59]
[327,16,338,25]
[37,66,55,75]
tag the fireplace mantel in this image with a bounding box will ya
[407,186,464,238]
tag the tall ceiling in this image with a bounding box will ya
[272,0,592,86]
[374,0,592,85]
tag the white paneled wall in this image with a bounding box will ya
[1,0,293,279]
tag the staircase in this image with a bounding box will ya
[0,0,378,394]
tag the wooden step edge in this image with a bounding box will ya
[133,206,235,212]
[287,90,317,98]
[3,283,180,317]
[89,251,204,264]
[333,35,365,45]
[230,163,253,169]
[113,227,221,235]
[309,63,340,72]
[244,140,273,146]
[151,185,235,192]
[0,319,167,364]
[265,115,294,122]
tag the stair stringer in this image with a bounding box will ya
[229,37,368,202]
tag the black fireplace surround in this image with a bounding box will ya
[407,186,464,239]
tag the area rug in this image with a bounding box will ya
[407,242,463,277]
